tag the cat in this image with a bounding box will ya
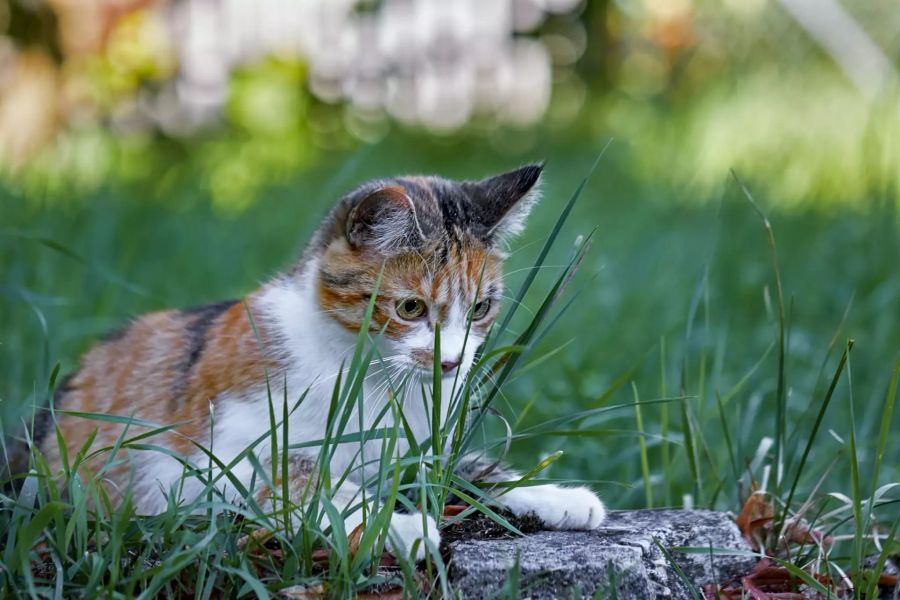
[27,164,606,559]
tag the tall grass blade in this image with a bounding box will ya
[659,335,671,506]
[732,170,788,499]
[843,352,864,587]
[632,382,653,508]
[778,340,853,544]
[866,358,899,527]
[491,141,611,345]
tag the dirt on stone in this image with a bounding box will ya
[439,509,544,565]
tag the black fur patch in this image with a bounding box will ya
[1,371,76,489]
[320,270,366,290]
[169,299,238,406]
[27,407,54,456]
[33,371,76,446]
[183,299,238,370]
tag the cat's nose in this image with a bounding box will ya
[441,358,461,373]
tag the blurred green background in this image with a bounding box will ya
[2,0,898,510]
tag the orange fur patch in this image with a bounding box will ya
[41,297,283,497]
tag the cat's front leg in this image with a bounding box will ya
[381,512,441,560]
[499,483,606,530]
[330,483,440,561]
[456,458,606,530]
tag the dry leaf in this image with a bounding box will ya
[735,489,774,550]
[347,523,364,557]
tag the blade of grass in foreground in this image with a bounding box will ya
[714,392,739,499]
[863,511,900,600]
[866,359,899,529]
[680,255,708,505]
[783,293,854,478]
[462,230,598,453]
[431,322,443,483]
[652,537,702,600]
[776,340,853,546]
[732,170,788,499]
[490,140,611,347]
[844,352,863,586]
[659,336,672,507]
[632,382,653,508]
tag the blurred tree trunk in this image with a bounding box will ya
[581,0,613,90]
[6,0,62,60]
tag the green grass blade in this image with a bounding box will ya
[867,358,899,525]
[632,382,653,508]
[492,142,611,344]
[778,340,853,544]
[844,352,864,586]
[732,171,788,499]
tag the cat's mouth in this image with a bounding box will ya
[411,363,460,379]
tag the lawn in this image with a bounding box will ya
[2,132,899,596]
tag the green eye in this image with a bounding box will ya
[472,299,492,320]
[396,298,427,320]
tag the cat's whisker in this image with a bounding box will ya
[368,379,392,409]
[503,264,567,277]
[498,294,535,317]
[494,323,524,337]
[388,365,412,400]
[308,350,404,391]
[482,370,518,422]
[371,355,405,369]
[504,236,545,257]
[385,361,404,382]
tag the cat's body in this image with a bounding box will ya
[34,165,606,558]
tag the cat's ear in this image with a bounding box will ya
[345,185,425,251]
[467,163,543,243]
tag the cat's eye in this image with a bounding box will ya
[395,298,427,320]
[471,299,492,321]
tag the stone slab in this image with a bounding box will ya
[447,509,756,599]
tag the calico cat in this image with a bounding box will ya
[31,164,606,559]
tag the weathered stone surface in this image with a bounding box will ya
[447,509,756,599]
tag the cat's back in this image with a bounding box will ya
[40,297,279,476]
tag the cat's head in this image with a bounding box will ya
[312,164,543,378]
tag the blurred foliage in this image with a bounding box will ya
[0,0,899,210]
[596,71,900,209]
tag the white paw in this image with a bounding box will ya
[502,485,606,530]
[386,513,441,561]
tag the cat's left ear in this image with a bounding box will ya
[466,163,543,243]
[345,185,426,252]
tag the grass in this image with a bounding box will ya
[1,133,899,597]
